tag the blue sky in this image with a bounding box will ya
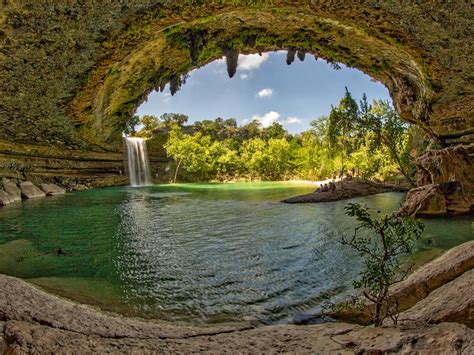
[136,51,391,133]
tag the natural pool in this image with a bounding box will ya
[0,182,472,324]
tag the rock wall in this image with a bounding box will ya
[0,1,473,213]
[399,144,474,216]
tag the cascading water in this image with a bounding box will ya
[124,137,152,187]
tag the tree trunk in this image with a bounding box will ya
[173,159,181,183]
[381,135,416,187]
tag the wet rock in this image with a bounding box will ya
[397,269,474,328]
[3,182,22,202]
[40,183,66,196]
[19,181,46,199]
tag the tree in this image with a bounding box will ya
[160,113,189,127]
[327,87,359,186]
[123,115,140,136]
[163,124,209,182]
[359,100,416,186]
[262,122,287,140]
[342,203,424,326]
[137,114,160,138]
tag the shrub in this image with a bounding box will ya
[342,203,424,326]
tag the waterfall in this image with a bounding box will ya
[124,137,152,187]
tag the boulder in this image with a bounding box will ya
[397,269,474,328]
[40,183,66,196]
[0,190,14,206]
[389,240,474,313]
[401,145,474,216]
[329,240,474,324]
[19,181,46,199]
[398,184,448,216]
[3,182,22,202]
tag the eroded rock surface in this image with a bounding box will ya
[400,144,474,216]
[0,274,472,354]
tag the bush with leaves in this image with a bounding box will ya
[342,203,424,326]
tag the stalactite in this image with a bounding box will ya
[222,47,239,78]
[297,50,306,61]
[286,48,296,65]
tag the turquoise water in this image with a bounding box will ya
[0,182,472,324]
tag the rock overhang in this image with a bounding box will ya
[1,1,472,150]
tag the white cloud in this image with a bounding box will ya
[251,111,280,128]
[239,73,250,80]
[238,53,269,71]
[285,116,303,124]
[257,88,274,98]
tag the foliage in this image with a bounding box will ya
[342,203,424,326]
[133,89,415,183]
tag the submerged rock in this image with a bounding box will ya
[40,183,66,196]
[19,181,46,199]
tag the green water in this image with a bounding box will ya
[0,182,472,324]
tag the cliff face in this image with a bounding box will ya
[0,1,472,212]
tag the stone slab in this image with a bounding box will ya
[3,182,22,202]
[0,191,14,206]
[40,183,66,196]
[19,181,46,199]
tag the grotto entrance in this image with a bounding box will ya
[1,1,472,215]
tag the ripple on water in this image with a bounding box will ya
[0,183,472,324]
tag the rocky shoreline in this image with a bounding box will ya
[0,179,67,207]
[1,241,472,353]
[282,177,408,204]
